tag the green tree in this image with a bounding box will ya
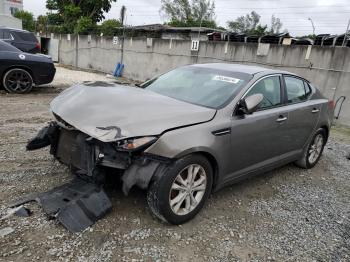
[227,11,261,34]
[298,34,316,40]
[46,13,65,34]
[46,0,116,33]
[100,19,121,36]
[253,24,268,36]
[46,0,116,23]
[47,13,64,26]
[75,17,96,34]
[270,15,283,34]
[161,0,217,28]
[228,11,285,36]
[36,15,48,33]
[13,10,35,31]
[166,18,216,28]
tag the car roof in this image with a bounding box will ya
[191,63,295,76]
[0,26,30,33]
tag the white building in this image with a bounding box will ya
[0,0,23,29]
[1,0,23,15]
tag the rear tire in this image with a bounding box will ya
[147,154,213,224]
[2,68,33,94]
[295,128,326,169]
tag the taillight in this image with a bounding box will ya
[328,100,335,109]
[36,42,41,50]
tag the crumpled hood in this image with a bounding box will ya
[50,83,216,142]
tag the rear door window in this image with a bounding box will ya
[284,76,308,103]
[13,31,37,42]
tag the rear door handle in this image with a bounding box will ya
[312,108,320,113]
[276,116,287,122]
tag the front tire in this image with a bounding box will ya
[147,154,213,224]
[295,128,326,169]
[2,68,33,94]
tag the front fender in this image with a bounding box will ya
[145,120,233,185]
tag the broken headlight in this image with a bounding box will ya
[116,136,157,151]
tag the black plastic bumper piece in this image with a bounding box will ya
[26,122,59,151]
[10,178,112,233]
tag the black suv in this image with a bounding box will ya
[0,27,40,53]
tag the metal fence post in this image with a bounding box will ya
[342,19,350,47]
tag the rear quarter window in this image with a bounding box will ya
[304,82,312,97]
[13,31,38,42]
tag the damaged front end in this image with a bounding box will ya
[22,121,170,232]
[27,121,170,193]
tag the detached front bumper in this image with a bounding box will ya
[10,178,112,233]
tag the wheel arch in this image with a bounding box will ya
[174,148,220,192]
[319,125,329,142]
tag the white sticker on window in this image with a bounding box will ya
[212,75,240,84]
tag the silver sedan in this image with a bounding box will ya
[28,63,334,224]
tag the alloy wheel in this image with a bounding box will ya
[169,164,207,216]
[308,134,324,164]
[3,69,33,93]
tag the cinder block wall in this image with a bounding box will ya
[57,35,350,126]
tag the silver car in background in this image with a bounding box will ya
[28,63,334,224]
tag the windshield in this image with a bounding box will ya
[143,66,251,108]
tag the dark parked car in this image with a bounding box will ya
[28,63,334,225]
[0,40,56,93]
[0,26,41,53]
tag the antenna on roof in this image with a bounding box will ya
[342,19,350,47]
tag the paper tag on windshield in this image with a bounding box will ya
[212,75,240,84]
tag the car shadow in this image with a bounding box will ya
[102,163,303,225]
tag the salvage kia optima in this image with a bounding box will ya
[28,63,333,225]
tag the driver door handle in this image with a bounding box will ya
[276,116,287,122]
[312,108,320,113]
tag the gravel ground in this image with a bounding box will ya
[0,65,349,261]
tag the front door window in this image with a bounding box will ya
[245,76,282,110]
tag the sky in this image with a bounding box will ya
[23,0,350,36]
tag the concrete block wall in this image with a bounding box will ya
[56,35,350,126]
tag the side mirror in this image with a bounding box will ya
[239,94,264,114]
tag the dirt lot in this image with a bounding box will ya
[0,65,349,262]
